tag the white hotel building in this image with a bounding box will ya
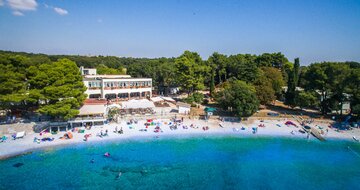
[80,67,152,100]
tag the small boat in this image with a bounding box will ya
[276,124,281,127]
[353,136,359,142]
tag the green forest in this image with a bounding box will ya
[0,50,359,120]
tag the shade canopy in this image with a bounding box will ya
[204,107,217,112]
[79,105,107,116]
[121,99,155,109]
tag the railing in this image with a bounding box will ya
[103,86,152,90]
[89,87,101,90]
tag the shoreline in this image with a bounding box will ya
[1,118,359,160]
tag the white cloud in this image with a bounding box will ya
[54,7,68,15]
[12,10,24,16]
[97,18,103,23]
[7,0,37,11]
[0,0,4,6]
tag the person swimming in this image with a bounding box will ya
[90,159,95,163]
[104,152,110,157]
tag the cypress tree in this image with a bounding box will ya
[285,58,300,106]
[210,70,215,97]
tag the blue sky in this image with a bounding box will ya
[0,0,360,65]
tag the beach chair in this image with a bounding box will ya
[15,131,25,139]
[1,135,8,142]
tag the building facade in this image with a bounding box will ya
[81,67,152,100]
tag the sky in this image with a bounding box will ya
[0,0,360,65]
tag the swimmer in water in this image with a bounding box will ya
[90,159,95,163]
[115,172,122,179]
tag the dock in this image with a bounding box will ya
[302,125,325,141]
[310,127,325,141]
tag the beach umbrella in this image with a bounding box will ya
[42,133,52,138]
[67,132,73,139]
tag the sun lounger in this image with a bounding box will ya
[16,131,25,139]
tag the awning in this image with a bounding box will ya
[150,97,164,102]
[177,102,191,108]
[121,99,155,109]
[162,97,176,102]
[78,105,107,115]
[204,107,217,112]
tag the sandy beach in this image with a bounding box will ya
[1,118,360,160]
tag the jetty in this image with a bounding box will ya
[303,125,325,141]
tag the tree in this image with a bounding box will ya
[302,62,353,115]
[254,74,276,105]
[216,80,259,116]
[96,64,125,75]
[208,52,228,84]
[210,71,215,97]
[175,51,207,95]
[261,67,285,98]
[255,52,288,69]
[285,58,300,107]
[346,68,360,114]
[34,59,87,120]
[0,56,27,111]
[295,91,319,109]
[227,54,259,83]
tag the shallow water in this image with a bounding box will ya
[0,137,360,190]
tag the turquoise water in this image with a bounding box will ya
[1,136,360,190]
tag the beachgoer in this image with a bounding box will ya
[100,130,103,136]
[105,129,108,136]
[118,172,122,178]
[115,126,118,133]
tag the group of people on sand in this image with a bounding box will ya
[97,130,109,138]
[114,126,123,134]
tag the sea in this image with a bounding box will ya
[0,136,360,190]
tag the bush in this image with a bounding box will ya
[183,96,194,104]
[192,92,204,104]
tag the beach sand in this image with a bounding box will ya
[1,118,359,160]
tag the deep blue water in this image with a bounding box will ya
[1,136,360,190]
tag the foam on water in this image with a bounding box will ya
[0,136,360,189]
